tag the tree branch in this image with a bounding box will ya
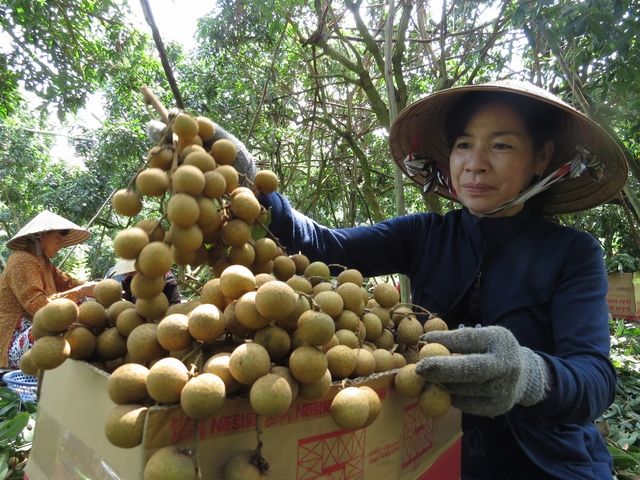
[139,0,184,109]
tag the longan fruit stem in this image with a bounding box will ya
[389,303,435,317]
[296,292,321,311]
[141,86,169,124]
[252,420,270,474]
[253,217,288,254]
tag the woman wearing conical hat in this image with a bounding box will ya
[0,211,97,369]
[214,81,627,478]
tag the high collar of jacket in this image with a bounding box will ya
[461,205,535,248]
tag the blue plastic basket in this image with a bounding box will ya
[3,370,38,403]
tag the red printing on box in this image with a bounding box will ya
[297,429,366,479]
[402,402,433,468]
[416,437,462,480]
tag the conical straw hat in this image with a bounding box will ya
[6,211,90,250]
[111,258,136,276]
[389,80,628,214]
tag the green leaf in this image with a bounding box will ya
[0,413,30,445]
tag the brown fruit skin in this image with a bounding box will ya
[394,363,426,397]
[144,446,197,480]
[136,219,165,242]
[188,303,225,342]
[297,310,336,346]
[418,383,452,418]
[180,373,226,419]
[107,300,135,325]
[108,363,150,405]
[184,150,216,172]
[18,349,39,376]
[78,300,109,329]
[147,146,174,170]
[113,227,150,260]
[249,373,293,417]
[253,325,291,361]
[135,293,170,321]
[330,387,370,430]
[360,385,382,427]
[219,265,256,300]
[221,219,251,247]
[199,279,228,310]
[172,165,205,196]
[216,165,239,193]
[304,261,331,285]
[137,242,173,278]
[211,139,238,165]
[228,343,271,385]
[94,279,124,308]
[203,170,227,198]
[146,357,189,404]
[157,314,193,351]
[326,345,356,379]
[126,323,168,364]
[424,317,449,333]
[112,189,143,217]
[231,192,261,223]
[196,116,216,141]
[223,450,264,480]
[373,283,400,308]
[290,253,310,275]
[254,281,297,322]
[96,327,128,360]
[298,368,332,400]
[167,193,200,228]
[30,336,71,370]
[172,112,199,139]
[288,346,328,384]
[116,308,145,337]
[104,404,148,449]
[34,298,78,332]
[419,342,451,359]
[254,170,279,194]
[272,255,296,281]
[136,168,170,196]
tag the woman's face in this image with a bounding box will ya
[449,102,553,217]
[39,231,66,258]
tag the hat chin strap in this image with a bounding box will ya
[482,145,601,216]
[404,145,602,216]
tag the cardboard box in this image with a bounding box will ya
[25,360,461,480]
[607,272,640,320]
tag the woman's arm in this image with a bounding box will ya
[526,232,616,424]
[6,255,53,316]
[260,192,428,277]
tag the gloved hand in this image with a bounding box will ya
[415,326,552,417]
[145,118,259,183]
[210,122,259,183]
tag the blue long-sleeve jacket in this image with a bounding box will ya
[261,192,616,479]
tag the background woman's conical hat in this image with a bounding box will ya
[111,258,136,276]
[6,210,90,250]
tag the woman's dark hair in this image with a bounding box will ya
[444,91,564,151]
[58,229,70,236]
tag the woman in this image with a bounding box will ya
[108,258,182,305]
[0,211,97,369]
[250,81,627,479]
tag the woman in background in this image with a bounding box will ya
[0,211,97,369]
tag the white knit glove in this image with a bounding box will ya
[210,123,259,182]
[145,119,258,182]
[416,326,552,417]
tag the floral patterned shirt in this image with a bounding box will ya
[0,250,82,368]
